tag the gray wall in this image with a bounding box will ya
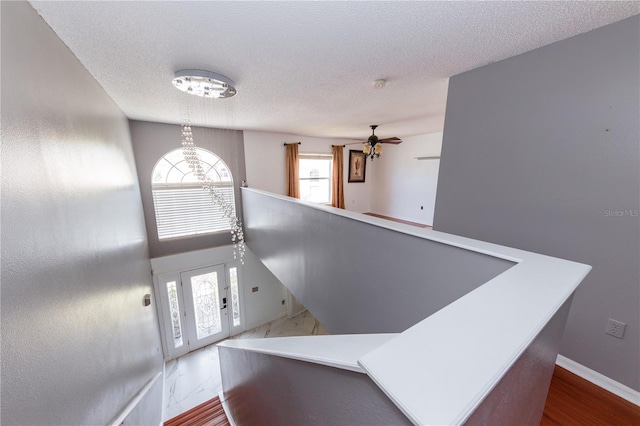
[219,347,412,426]
[1,2,163,424]
[434,16,639,391]
[242,189,514,334]
[466,297,573,425]
[130,120,246,258]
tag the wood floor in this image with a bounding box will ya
[541,365,640,425]
[164,396,229,426]
[166,366,639,425]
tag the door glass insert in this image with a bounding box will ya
[166,281,184,349]
[229,267,241,327]
[157,263,242,360]
[190,272,222,339]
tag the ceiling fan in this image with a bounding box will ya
[348,125,402,160]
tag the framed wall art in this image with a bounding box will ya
[348,150,366,183]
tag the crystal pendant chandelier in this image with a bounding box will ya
[172,70,237,99]
[174,70,245,263]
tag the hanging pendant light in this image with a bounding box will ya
[172,69,245,263]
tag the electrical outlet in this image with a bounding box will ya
[605,319,626,339]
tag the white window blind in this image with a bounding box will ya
[152,148,235,240]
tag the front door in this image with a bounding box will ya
[157,263,240,359]
[180,265,230,350]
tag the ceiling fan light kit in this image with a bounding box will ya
[172,69,237,98]
[363,142,382,157]
[362,124,400,161]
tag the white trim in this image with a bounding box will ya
[218,334,398,373]
[242,188,525,263]
[556,354,640,407]
[244,311,287,331]
[228,309,287,339]
[226,262,246,336]
[109,372,163,426]
[288,307,306,319]
[218,391,237,426]
[299,152,333,158]
[160,362,166,426]
[151,245,235,275]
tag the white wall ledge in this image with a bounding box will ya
[243,188,523,263]
[218,334,399,373]
[238,188,592,425]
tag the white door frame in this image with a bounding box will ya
[154,261,246,360]
[225,261,246,337]
[155,272,190,360]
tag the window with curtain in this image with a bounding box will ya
[151,148,235,240]
[299,154,332,204]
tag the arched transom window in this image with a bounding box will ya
[152,148,235,240]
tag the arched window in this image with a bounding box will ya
[152,148,235,240]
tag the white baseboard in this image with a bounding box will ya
[288,307,307,318]
[556,354,640,407]
[218,390,237,426]
[245,311,287,331]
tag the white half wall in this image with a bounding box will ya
[371,132,442,225]
[243,130,374,213]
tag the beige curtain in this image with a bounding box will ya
[331,145,345,209]
[285,143,300,198]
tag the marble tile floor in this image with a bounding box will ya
[163,310,329,421]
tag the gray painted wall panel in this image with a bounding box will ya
[1,3,163,424]
[121,375,164,426]
[219,347,412,426]
[242,189,514,334]
[434,16,639,390]
[466,297,573,425]
[129,120,246,258]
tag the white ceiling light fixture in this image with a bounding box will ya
[372,79,387,89]
[172,69,237,98]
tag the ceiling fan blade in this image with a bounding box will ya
[379,137,402,144]
[344,141,366,146]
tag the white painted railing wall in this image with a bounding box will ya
[218,188,591,425]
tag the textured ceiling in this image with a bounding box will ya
[30,1,638,140]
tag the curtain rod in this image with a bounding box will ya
[332,144,346,148]
[283,142,302,146]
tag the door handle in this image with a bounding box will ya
[221,297,227,310]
